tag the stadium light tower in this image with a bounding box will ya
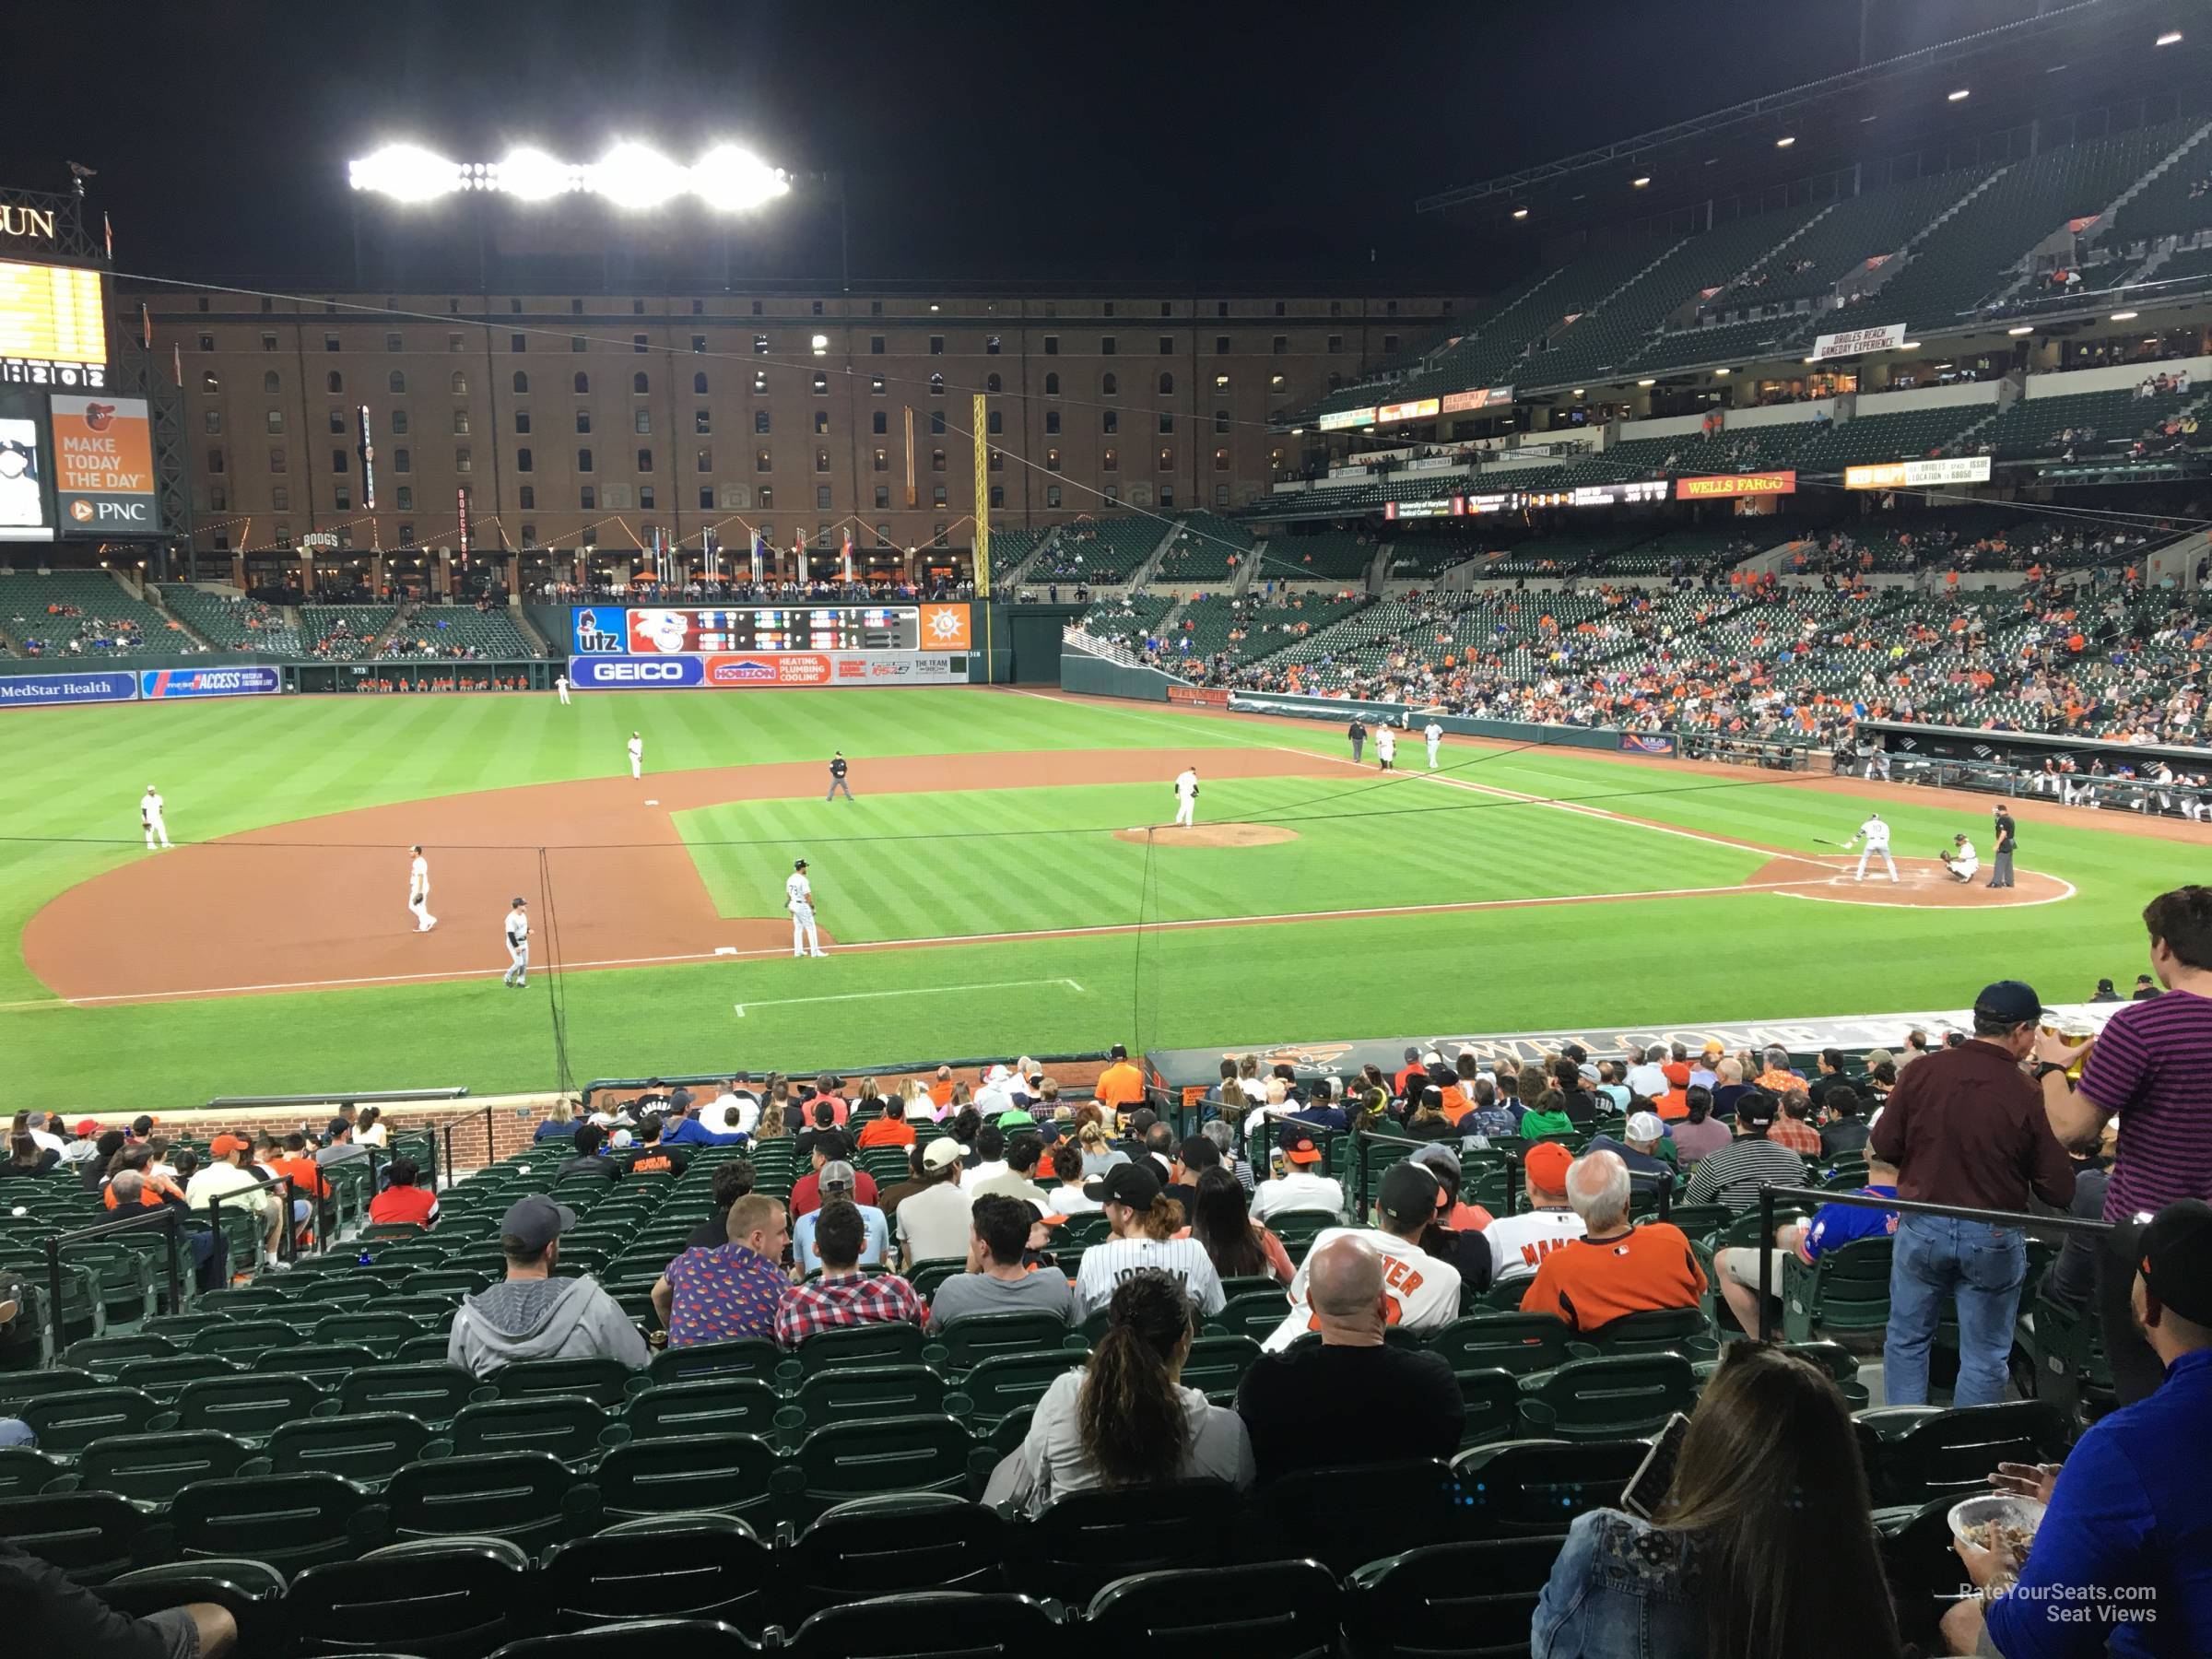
[348,142,792,211]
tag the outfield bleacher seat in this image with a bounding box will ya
[157,585,302,655]
[382,604,542,659]
[301,604,394,660]
[0,569,194,658]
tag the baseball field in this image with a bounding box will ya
[3,684,2201,1104]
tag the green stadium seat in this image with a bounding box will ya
[160,1371,333,1442]
[1515,1354,1698,1441]
[287,1535,533,1659]
[395,1331,457,1364]
[771,1415,975,1526]
[69,1430,260,1506]
[1244,1460,1466,1574]
[111,1354,243,1405]
[2024,1288,2114,1426]
[537,1515,774,1638]
[382,1449,584,1552]
[1208,1288,1290,1343]
[921,1312,1074,1372]
[1179,1333,1264,1402]
[311,1309,429,1347]
[1858,1400,2072,1508]
[1346,1535,1571,1659]
[164,1470,381,1573]
[1425,1313,1576,1377]
[1452,1438,1649,1538]
[1782,1235,1894,1344]
[0,1444,67,1498]
[1018,1482,1241,1606]
[945,1348,1084,1429]
[779,1321,927,1383]
[783,1493,1009,1621]
[782,1592,1057,1659]
[0,1364,98,1414]
[643,1337,784,1389]
[19,1384,161,1458]
[448,1395,609,1465]
[96,1559,289,1655]
[61,1332,179,1377]
[265,1410,447,1488]
[587,1433,781,1530]
[776,1364,950,1442]
[189,1318,306,1362]
[486,1618,763,1655]
[0,1489,156,1582]
[493,1356,636,1406]
[1085,1559,1341,1659]
[253,1341,379,1388]
[337,1362,488,1428]
[616,1377,782,1442]
[1567,1306,1720,1362]
[1453,1367,1523,1450]
[1778,1339,1871,1409]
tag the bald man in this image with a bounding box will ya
[1234,1234,1463,1482]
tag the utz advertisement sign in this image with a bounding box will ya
[51,394,159,536]
[139,665,279,700]
[0,666,135,706]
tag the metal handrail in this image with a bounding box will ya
[1752,1181,2112,1342]
[41,1206,187,1357]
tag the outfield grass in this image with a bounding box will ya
[0,687,2199,1103]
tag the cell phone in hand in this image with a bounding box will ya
[1620,1412,1690,1520]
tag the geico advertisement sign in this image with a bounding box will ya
[570,654,705,688]
[704,653,833,686]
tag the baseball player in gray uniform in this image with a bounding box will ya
[501,898,530,987]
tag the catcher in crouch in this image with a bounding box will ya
[1939,832,1981,883]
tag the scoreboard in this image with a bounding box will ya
[0,261,106,388]
[573,604,923,655]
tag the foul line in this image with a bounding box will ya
[735,977,1086,1018]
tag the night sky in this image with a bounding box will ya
[0,0,2051,288]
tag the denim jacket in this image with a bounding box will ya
[1532,1508,1703,1659]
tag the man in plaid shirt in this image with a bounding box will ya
[1769,1089,1825,1158]
[774,1200,926,1347]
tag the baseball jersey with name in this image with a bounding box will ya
[1264,1225,1462,1351]
[1481,1207,1589,1283]
[1071,1236,1225,1322]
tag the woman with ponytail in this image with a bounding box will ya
[982,1267,1253,1515]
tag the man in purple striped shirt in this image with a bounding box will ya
[2040,886,2212,1403]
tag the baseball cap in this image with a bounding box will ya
[818,1159,856,1192]
[1736,1089,1779,1129]
[1524,1141,1574,1192]
[1277,1127,1322,1166]
[500,1194,577,1253]
[1377,1161,1442,1226]
[210,1134,250,1158]
[1626,1112,1669,1143]
[921,1138,968,1172]
[1420,1050,1443,1067]
[1661,1062,1691,1087]
[1085,1160,1163,1207]
[1974,980,2047,1026]
[794,858,808,870]
[73,1119,100,1136]
[1701,1038,1725,1056]
[2112,1198,2212,1325]
[1408,1143,1461,1184]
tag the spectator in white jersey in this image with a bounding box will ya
[1481,1141,1588,1285]
[1071,1161,1225,1322]
[1263,1160,1464,1350]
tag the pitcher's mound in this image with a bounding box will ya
[1752,853,2072,909]
[1112,822,1300,849]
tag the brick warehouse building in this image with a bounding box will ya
[135,283,1472,589]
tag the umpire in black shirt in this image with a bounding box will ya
[1988,806,2017,888]
[827,750,853,801]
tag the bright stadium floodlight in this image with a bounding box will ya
[2157,29,2183,45]
[2008,324,2034,335]
[692,144,791,211]
[493,147,578,201]
[592,142,688,208]
[349,144,464,202]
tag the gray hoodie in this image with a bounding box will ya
[446,1274,651,1378]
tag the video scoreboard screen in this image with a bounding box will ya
[0,261,106,388]
[573,605,918,655]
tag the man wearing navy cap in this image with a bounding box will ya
[1870,980,2076,1406]
[1944,1198,2212,1658]
[446,1194,649,1377]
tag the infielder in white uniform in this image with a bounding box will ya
[1844,812,1899,882]
[1375,726,1396,771]
[786,858,826,959]
[501,897,530,987]
[556,674,571,706]
[1423,720,1443,770]
[139,785,171,851]
[407,844,438,933]
[627,732,644,780]
[1942,833,1980,883]
[1172,766,1199,828]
